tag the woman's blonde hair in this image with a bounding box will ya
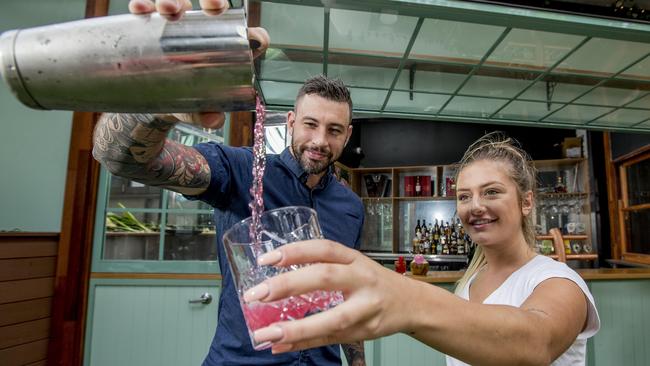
[454,132,537,293]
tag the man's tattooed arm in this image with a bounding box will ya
[342,341,366,366]
[92,113,211,195]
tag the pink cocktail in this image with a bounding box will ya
[223,206,342,350]
[242,291,343,350]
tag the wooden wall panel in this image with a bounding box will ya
[0,240,57,259]
[0,298,52,327]
[0,339,49,366]
[0,234,58,366]
[0,318,50,349]
[0,257,57,281]
[0,278,54,304]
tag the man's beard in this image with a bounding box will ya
[291,142,335,175]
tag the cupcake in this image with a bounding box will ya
[410,254,429,276]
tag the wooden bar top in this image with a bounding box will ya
[406,268,650,284]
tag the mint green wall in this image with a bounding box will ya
[0,0,85,232]
[84,278,650,365]
[589,280,650,366]
[84,279,221,366]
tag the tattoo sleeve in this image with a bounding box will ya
[92,113,211,195]
[342,341,366,366]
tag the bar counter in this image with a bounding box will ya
[406,268,650,283]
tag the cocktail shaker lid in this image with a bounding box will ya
[0,30,43,110]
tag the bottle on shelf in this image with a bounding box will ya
[414,219,423,254]
[457,219,467,256]
[554,175,567,193]
[415,176,422,197]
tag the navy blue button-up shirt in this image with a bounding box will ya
[188,144,364,366]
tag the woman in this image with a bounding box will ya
[243,132,600,365]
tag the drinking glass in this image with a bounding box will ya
[222,206,343,350]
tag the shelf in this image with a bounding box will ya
[537,192,588,198]
[107,231,216,236]
[536,235,588,240]
[534,158,586,169]
[547,254,598,261]
[364,252,468,263]
[394,196,456,201]
[107,231,160,236]
[361,197,393,201]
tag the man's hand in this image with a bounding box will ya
[127,0,270,129]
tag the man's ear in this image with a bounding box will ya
[286,111,295,136]
[344,124,353,147]
[521,190,534,216]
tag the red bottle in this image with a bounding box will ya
[394,256,406,274]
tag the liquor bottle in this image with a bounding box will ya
[422,219,428,237]
[422,237,431,255]
[414,219,422,254]
[429,226,436,255]
[441,235,450,255]
[554,175,567,193]
[415,176,422,196]
[450,229,458,255]
[457,223,466,256]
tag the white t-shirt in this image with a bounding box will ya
[446,255,600,366]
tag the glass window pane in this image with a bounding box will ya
[349,88,388,110]
[487,29,585,70]
[441,96,507,118]
[169,123,224,146]
[619,56,650,80]
[398,201,456,252]
[265,124,288,154]
[636,119,650,129]
[104,212,161,260]
[574,85,645,107]
[590,109,649,127]
[556,38,650,77]
[328,64,398,89]
[626,158,650,206]
[625,94,650,109]
[395,68,468,94]
[543,105,614,124]
[259,56,322,83]
[384,91,448,115]
[459,74,534,99]
[259,80,300,106]
[329,9,418,56]
[361,200,393,252]
[164,214,217,261]
[626,208,650,255]
[260,2,323,49]
[167,191,212,211]
[494,101,563,121]
[518,79,596,103]
[108,176,162,209]
[410,19,505,64]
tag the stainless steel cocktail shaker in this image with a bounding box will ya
[0,9,256,113]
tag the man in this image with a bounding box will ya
[92,3,366,365]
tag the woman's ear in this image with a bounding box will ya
[521,190,534,216]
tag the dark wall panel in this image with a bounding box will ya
[344,119,578,168]
[610,132,650,160]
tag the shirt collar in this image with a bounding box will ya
[280,147,333,189]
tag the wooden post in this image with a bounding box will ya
[602,132,621,261]
[47,2,108,365]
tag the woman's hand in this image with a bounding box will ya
[127,0,270,129]
[242,239,416,354]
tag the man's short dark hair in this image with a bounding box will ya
[295,75,353,121]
